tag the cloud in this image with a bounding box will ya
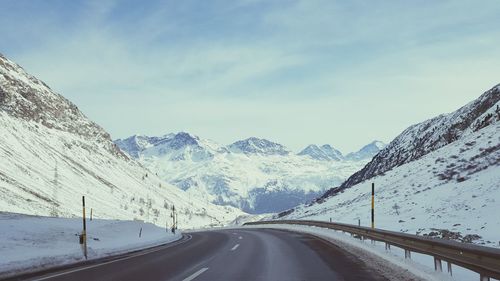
[1,0,500,151]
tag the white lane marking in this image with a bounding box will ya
[31,235,192,281]
[238,236,243,240]
[182,267,209,281]
[231,244,240,251]
[232,233,237,235]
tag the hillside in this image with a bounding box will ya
[0,53,244,228]
[279,85,500,247]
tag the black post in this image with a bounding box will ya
[82,196,88,259]
[371,183,375,229]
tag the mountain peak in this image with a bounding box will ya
[344,141,386,161]
[298,144,343,161]
[167,132,200,149]
[228,137,290,156]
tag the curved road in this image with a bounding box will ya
[14,228,389,281]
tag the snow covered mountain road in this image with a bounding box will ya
[7,229,411,281]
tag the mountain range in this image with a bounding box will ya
[115,134,385,214]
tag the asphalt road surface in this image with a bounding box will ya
[12,228,390,281]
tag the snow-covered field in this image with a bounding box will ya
[280,123,500,248]
[244,224,498,281]
[0,212,181,278]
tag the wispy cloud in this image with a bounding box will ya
[1,0,500,152]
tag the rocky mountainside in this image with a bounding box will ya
[0,53,121,157]
[115,134,382,214]
[279,84,500,248]
[0,53,243,227]
[322,85,500,198]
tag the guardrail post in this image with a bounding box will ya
[434,257,443,272]
[385,243,391,251]
[447,262,452,276]
[405,249,411,259]
[480,275,490,281]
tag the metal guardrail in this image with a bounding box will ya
[244,220,500,281]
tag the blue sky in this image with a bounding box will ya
[1,0,500,152]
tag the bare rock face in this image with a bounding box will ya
[0,53,126,159]
[322,84,500,199]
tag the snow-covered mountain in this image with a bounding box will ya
[298,144,344,161]
[278,84,500,247]
[0,53,244,228]
[115,134,383,214]
[344,141,386,161]
[115,133,227,162]
[228,137,290,156]
[330,86,499,196]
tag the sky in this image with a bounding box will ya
[1,0,500,153]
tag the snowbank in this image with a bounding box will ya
[0,213,181,278]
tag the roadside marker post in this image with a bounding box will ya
[82,196,88,259]
[371,183,375,229]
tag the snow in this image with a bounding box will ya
[0,212,181,278]
[0,55,245,229]
[115,133,381,214]
[339,85,499,191]
[244,224,493,281]
[280,123,500,248]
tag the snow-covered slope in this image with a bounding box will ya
[279,85,500,248]
[0,54,244,228]
[115,134,381,214]
[330,86,499,195]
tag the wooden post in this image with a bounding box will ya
[90,208,93,221]
[82,196,88,259]
[371,183,375,229]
